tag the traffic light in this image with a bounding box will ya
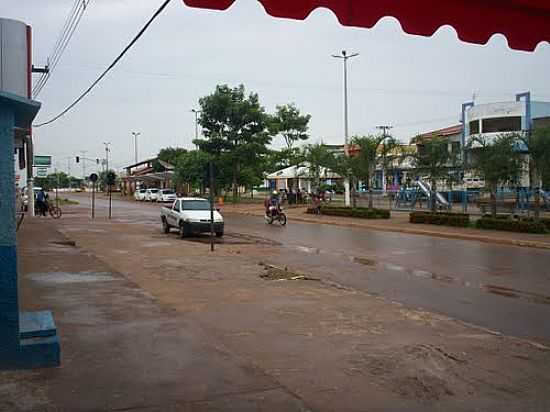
[96,158,100,164]
[76,156,80,163]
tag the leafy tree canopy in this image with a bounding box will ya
[269,103,311,149]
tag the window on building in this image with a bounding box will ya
[469,120,480,134]
[482,116,522,133]
[534,117,550,129]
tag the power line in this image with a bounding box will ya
[33,0,92,97]
[34,0,173,127]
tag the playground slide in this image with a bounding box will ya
[416,179,449,208]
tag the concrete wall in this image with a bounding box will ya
[468,102,524,121]
[0,19,28,98]
[531,101,550,120]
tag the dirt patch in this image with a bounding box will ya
[183,232,281,246]
[354,256,376,266]
[260,264,319,281]
[51,240,76,247]
[349,343,471,401]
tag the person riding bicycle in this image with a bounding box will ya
[265,190,281,217]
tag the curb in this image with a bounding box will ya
[225,209,550,251]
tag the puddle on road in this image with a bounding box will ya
[484,284,550,305]
[28,271,117,284]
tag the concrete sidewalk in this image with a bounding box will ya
[221,203,550,250]
[2,207,550,411]
[4,218,306,411]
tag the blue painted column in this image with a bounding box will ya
[0,91,60,370]
[0,107,19,359]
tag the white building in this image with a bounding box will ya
[464,94,550,146]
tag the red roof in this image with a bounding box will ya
[182,0,550,51]
[412,124,463,143]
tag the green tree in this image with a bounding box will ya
[468,134,524,218]
[301,144,334,191]
[263,147,303,174]
[154,147,187,172]
[173,150,210,194]
[195,84,272,200]
[409,136,457,212]
[35,172,73,190]
[99,170,118,191]
[269,104,311,149]
[525,128,550,218]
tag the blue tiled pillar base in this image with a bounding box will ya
[0,97,60,370]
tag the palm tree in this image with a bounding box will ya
[521,127,550,219]
[348,135,401,209]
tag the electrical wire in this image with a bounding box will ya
[33,0,91,97]
[34,0,173,128]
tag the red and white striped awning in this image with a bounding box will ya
[182,0,550,51]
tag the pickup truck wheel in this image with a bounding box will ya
[162,218,170,234]
[215,231,224,238]
[179,222,187,238]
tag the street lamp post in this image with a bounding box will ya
[191,109,202,148]
[103,142,111,171]
[131,132,140,164]
[332,50,359,207]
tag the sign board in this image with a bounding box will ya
[35,167,48,177]
[33,155,52,167]
[89,173,98,183]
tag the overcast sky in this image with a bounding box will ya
[3,0,550,174]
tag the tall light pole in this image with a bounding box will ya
[131,132,140,164]
[333,50,359,206]
[103,142,111,171]
[191,109,202,147]
[332,50,359,145]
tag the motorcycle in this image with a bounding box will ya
[265,205,287,225]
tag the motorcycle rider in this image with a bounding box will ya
[265,190,281,217]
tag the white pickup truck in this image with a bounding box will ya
[161,197,224,238]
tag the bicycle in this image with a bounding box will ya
[35,201,62,219]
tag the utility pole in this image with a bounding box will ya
[131,132,140,164]
[103,142,111,171]
[376,125,393,194]
[80,150,87,179]
[332,50,359,207]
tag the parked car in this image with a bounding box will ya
[134,188,147,201]
[160,197,224,238]
[145,188,160,202]
[159,189,177,203]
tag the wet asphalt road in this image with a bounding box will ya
[73,195,550,343]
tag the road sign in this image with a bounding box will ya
[89,173,98,183]
[36,167,48,177]
[33,155,52,167]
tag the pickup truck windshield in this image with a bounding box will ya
[182,200,210,211]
